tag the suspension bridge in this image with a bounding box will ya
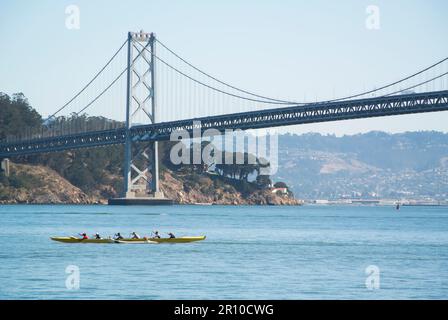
[1,31,448,204]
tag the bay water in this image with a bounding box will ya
[0,204,447,299]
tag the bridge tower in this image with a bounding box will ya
[110,30,172,205]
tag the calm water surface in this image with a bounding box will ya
[0,204,447,299]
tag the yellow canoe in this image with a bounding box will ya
[146,236,206,243]
[50,236,114,243]
[51,236,206,244]
[112,236,207,244]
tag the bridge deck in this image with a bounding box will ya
[1,90,448,158]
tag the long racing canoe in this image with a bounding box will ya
[51,236,206,244]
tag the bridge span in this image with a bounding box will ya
[1,89,448,158]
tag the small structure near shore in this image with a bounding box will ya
[271,187,288,195]
[1,158,10,177]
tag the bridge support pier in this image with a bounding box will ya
[109,30,172,205]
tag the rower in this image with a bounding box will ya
[114,232,124,240]
[131,232,140,239]
[94,233,101,240]
[153,231,161,239]
[79,233,88,240]
[168,232,176,239]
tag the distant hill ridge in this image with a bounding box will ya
[274,131,448,200]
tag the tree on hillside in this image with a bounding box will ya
[273,181,288,189]
[256,175,272,188]
[0,92,42,140]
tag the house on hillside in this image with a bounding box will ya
[271,187,288,195]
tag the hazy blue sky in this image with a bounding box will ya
[1,0,447,135]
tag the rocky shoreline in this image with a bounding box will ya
[0,163,302,205]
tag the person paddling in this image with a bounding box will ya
[114,232,124,240]
[94,233,101,240]
[131,232,140,239]
[168,232,176,239]
[79,232,88,240]
[153,231,161,239]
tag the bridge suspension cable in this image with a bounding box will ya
[383,71,448,97]
[138,40,448,107]
[135,41,300,105]
[155,39,299,104]
[47,39,128,120]
[74,68,127,115]
[46,35,448,124]
[156,38,448,104]
[327,56,448,102]
[74,41,152,115]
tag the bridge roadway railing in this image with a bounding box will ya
[132,89,448,139]
[0,128,127,157]
[1,90,448,157]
